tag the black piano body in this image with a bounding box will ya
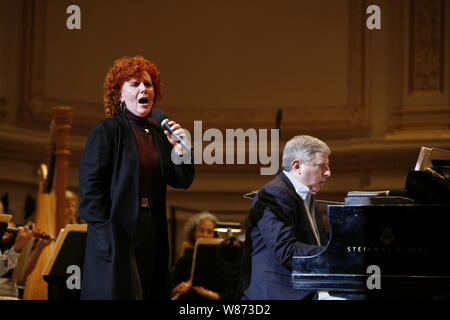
[292,204,450,299]
[292,169,450,299]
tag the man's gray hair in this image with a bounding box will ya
[281,135,331,171]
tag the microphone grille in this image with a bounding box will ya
[151,109,167,124]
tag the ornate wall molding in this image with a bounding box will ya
[19,0,369,138]
[22,0,48,120]
[390,105,450,130]
[390,0,449,132]
[0,97,6,122]
[158,0,369,139]
[409,0,445,95]
[0,2,7,122]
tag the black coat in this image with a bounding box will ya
[240,173,328,300]
[78,112,194,300]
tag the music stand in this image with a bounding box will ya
[0,223,7,239]
[189,237,243,300]
[414,146,450,171]
[0,223,7,241]
[189,238,224,291]
[0,214,12,241]
[42,224,87,300]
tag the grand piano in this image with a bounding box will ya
[292,147,450,299]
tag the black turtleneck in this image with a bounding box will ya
[124,108,163,202]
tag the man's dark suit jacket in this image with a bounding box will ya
[78,112,194,300]
[240,172,328,300]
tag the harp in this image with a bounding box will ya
[22,106,74,300]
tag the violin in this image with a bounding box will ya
[6,227,55,241]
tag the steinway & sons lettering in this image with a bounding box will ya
[347,246,430,254]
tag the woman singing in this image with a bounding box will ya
[79,56,194,300]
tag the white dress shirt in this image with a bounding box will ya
[283,171,346,301]
[283,170,321,245]
[283,170,310,202]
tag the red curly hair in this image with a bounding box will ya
[103,56,162,118]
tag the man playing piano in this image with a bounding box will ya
[240,135,332,300]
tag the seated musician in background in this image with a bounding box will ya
[64,190,86,225]
[170,212,221,300]
[1,204,51,299]
[0,214,33,298]
[240,135,331,300]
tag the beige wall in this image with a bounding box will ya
[1,0,449,257]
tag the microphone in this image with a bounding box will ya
[152,109,191,152]
[275,109,283,130]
